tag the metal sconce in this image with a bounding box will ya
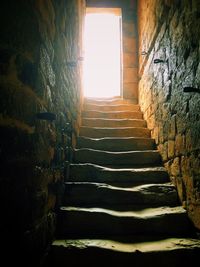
[36,112,56,122]
[141,51,148,55]
[183,87,200,94]
[153,58,166,64]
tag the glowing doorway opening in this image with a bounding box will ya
[83,10,122,98]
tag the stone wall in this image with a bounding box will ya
[138,0,200,229]
[0,0,84,265]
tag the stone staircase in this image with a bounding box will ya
[47,97,200,266]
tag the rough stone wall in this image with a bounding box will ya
[122,0,138,100]
[0,0,84,264]
[138,0,200,229]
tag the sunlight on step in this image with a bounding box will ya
[83,12,121,98]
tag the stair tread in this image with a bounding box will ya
[77,136,154,150]
[60,205,186,217]
[82,110,142,114]
[82,118,146,127]
[65,182,176,195]
[83,104,140,112]
[82,118,145,121]
[82,110,143,119]
[80,126,148,130]
[70,163,167,172]
[74,149,161,166]
[78,136,152,140]
[84,97,137,103]
[53,237,200,253]
[69,163,169,184]
[64,182,178,207]
[58,205,194,237]
[75,148,159,154]
[84,104,140,108]
[65,181,174,190]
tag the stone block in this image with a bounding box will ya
[123,67,138,83]
[123,37,137,53]
[168,140,175,159]
[171,157,181,177]
[122,22,137,37]
[123,53,138,67]
[175,134,185,156]
[181,156,192,178]
[122,8,137,21]
[168,114,176,140]
[123,82,138,100]
[158,142,168,162]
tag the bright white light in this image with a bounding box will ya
[83,13,121,98]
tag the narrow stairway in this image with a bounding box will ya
[49,97,200,266]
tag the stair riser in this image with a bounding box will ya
[77,137,155,151]
[83,104,140,112]
[82,111,143,119]
[79,127,150,138]
[59,211,192,236]
[69,166,169,184]
[64,184,178,207]
[81,118,146,128]
[50,245,200,267]
[74,150,161,166]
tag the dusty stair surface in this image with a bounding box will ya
[47,97,200,266]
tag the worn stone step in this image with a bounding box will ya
[82,110,143,119]
[69,164,169,184]
[58,206,193,237]
[84,97,137,105]
[49,238,200,266]
[81,118,146,128]
[73,149,161,166]
[77,137,155,151]
[64,182,178,207]
[79,126,150,138]
[83,103,140,112]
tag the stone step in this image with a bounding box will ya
[69,164,169,184]
[81,118,146,128]
[79,126,150,138]
[84,97,137,105]
[73,149,161,166]
[64,182,178,208]
[77,137,155,151]
[58,206,193,237]
[82,110,143,119]
[49,238,200,266]
[83,103,140,112]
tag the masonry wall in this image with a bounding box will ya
[0,0,84,264]
[138,0,200,229]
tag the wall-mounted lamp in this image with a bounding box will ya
[183,87,200,94]
[153,58,166,64]
[36,112,56,122]
[141,51,148,55]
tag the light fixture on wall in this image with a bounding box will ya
[141,51,148,55]
[183,87,200,94]
[153,58,166,64]
[36,112,56,122]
